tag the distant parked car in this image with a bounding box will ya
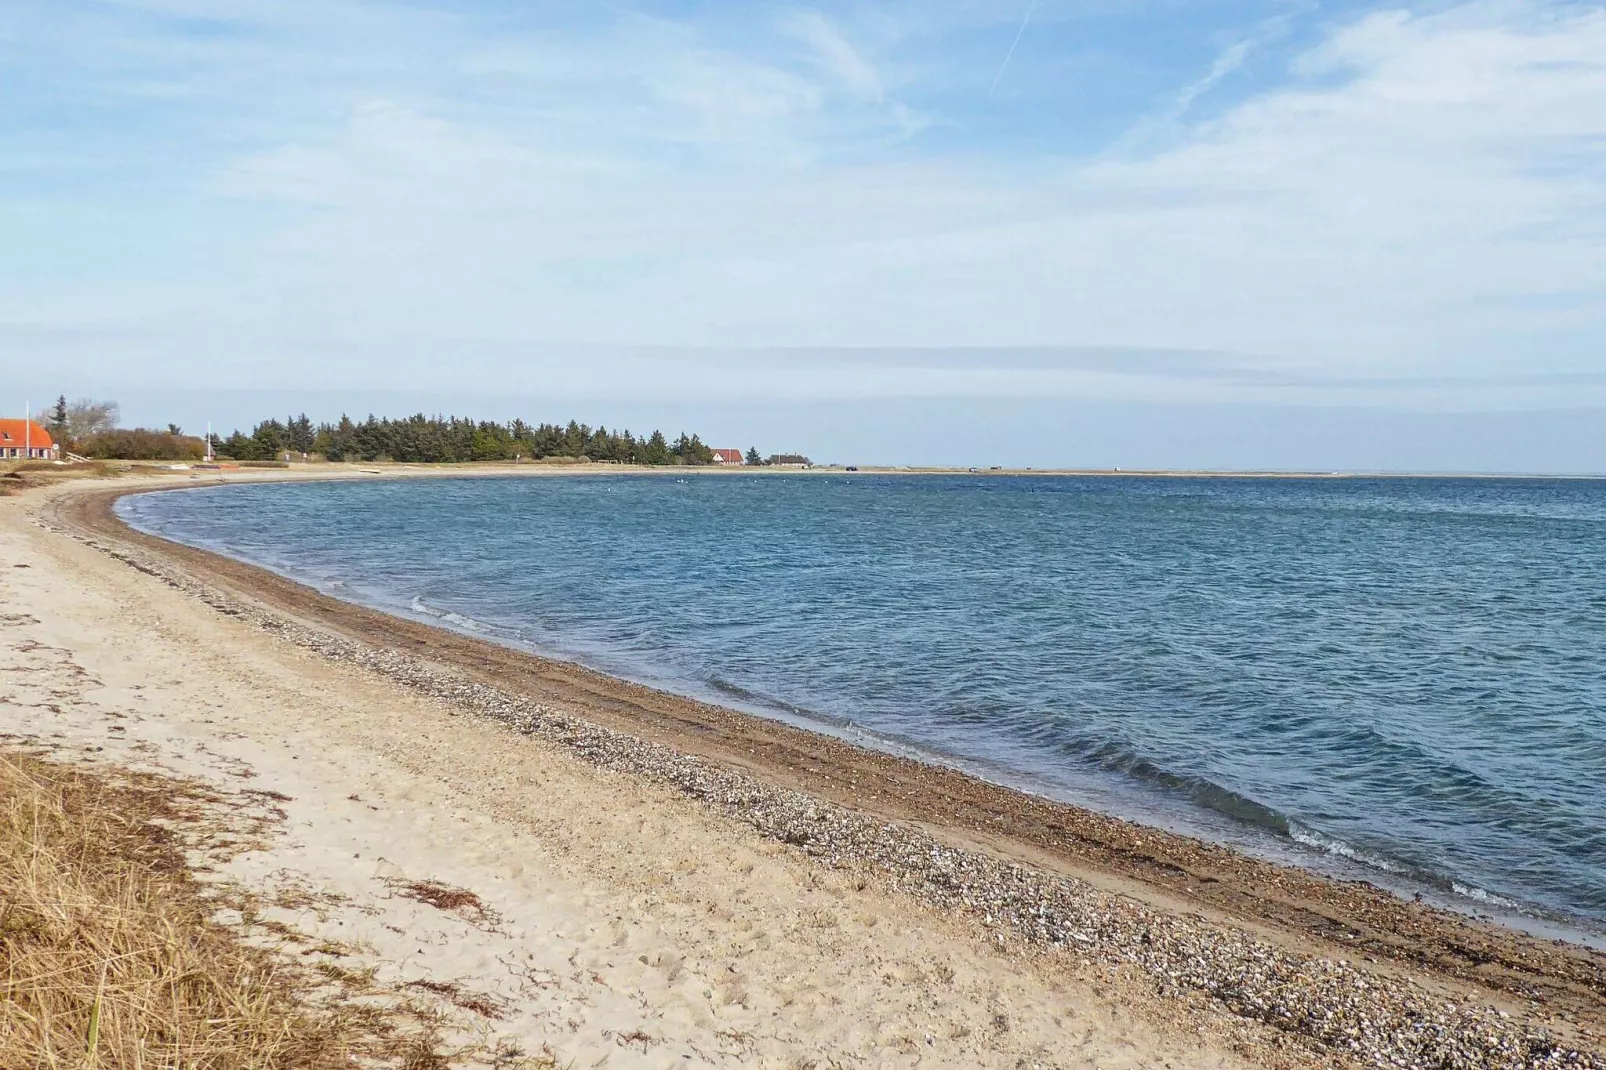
[845,466,858,472]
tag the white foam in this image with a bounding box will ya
[1288,821,1409,875]
[1451,882,1520,909]
[441,610,487,633]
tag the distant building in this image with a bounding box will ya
[710,448,744,465]
[0,420,58,460]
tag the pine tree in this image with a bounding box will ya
[744,446,761,466]
[50,396,68,441]
[286,413,315,454]
[221,431,255,460]
[251,419,287,459]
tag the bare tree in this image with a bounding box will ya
[65,399,120,443]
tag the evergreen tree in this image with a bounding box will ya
[563,420,586,456]
[222,431,256,459]
[685,433,714,464]
[50,396,69,442]
[744,446,761,466]
[251,419,287,459]
[643,430,671,465]
[286,413,315,454]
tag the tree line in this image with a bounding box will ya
[45,398,808,466]
[221,414,732,465]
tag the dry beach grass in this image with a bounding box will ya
[0,751,375,1070]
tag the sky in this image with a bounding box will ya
[3,0,1605,469]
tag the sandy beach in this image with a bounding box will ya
[3,468,1603,1068]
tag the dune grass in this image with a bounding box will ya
[0,461,112,495]
[0,750,408,1069]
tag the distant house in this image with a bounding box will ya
[0,420,58,460]
[710,448,744,465]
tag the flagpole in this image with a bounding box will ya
[24,401,29,459]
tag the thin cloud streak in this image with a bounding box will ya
[987,0,1037,98]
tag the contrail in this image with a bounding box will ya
[988,0,1037,99]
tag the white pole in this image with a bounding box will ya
[206,420,213,462]
[24,401,29,459]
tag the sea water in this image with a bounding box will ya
[118,474,1606,934]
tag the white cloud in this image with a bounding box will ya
[4,1,1605,414]
[781,9,884,100]
[1166,3,1310,121]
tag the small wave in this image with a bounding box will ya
[1082,743,1443,889]
[704,675,852,728]
[408,597,490,634]
[1287,822,1411,875]
[409,596,446,618]
[1452,882,1521,909]
[1079,744,1294,837]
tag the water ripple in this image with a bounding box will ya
[119,474,1606,929]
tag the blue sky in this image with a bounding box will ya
[4,0,1606,468]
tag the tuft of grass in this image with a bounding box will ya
[0,749,433,1069]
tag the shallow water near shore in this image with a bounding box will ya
[118,473,1606,936]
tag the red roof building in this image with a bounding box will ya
[710,448,744,465]
[0,420,58,460]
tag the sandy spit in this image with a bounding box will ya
[3,471,1602,1069]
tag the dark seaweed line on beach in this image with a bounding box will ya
[40,510,1601,1070]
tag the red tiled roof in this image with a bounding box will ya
[712,448,744,464]
[0,420,54,449]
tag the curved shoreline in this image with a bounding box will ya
[36,473,1606,1060]
[111,474,1594,936]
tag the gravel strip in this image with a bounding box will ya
[48,515,1603,1070]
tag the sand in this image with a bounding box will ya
[3,469,1602,1068]
[2,474,1274,1069]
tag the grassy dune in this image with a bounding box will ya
[0,751,431,1070]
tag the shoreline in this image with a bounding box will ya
[30,456,1606,481]
[14,472,1280,1069]
[13,470,1606,1065]
[74,477,1606,954]
[113,476,1604,944]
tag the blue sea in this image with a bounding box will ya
[118,474,1606,937]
